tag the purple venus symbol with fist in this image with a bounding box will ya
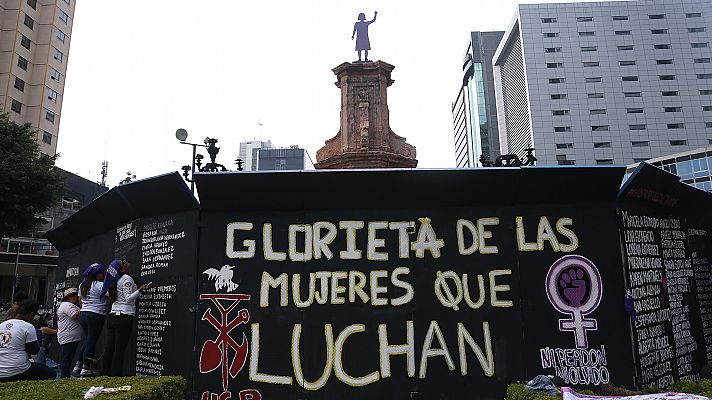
[560,268,587,306]
[545,255,603,349]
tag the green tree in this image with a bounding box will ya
[0,112,64,238]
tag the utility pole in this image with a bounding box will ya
[100,161,108,186]
[11,245,19,301]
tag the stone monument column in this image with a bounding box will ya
[315,61,417,169]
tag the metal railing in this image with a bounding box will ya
[0,237,57,255]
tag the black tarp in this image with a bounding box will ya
[47,172,199,382]
[45,166,712,399]
[192,167,633,400]
[619,163,712,387]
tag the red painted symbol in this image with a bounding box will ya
[238,389,262,400]
[199,294,251,392]
[201,391,232,400]
[201,389,262,400]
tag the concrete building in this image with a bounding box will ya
[0,0,75,156]
[239,140,274,171]
[493,0,712,166]
[256,145,314,171]
[452,31,505,168]
[0,168,107,306]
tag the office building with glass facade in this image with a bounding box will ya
[452,31,505,168]
[256,146,314,171]
[240,141,314,171]
[629,146,712,192]
[493,0,712,166]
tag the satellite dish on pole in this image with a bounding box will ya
[176,128,188,142]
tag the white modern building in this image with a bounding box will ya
[493,0,712,166]
[238,140,274,171]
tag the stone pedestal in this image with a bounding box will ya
[315,61,417,169]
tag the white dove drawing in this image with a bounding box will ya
[202,265,239,292]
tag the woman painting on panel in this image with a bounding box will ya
[74,263,108,377]
[101,259,149,376]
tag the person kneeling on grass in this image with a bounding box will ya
[0,299,56,382]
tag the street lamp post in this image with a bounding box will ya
[200,138,228,172]
[10,245,19,302]
[175,128,244,194]
[175,128,208,194]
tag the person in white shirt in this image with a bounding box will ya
[0,299,56,382]
[74,263,109,377]
[56,288,82,378]
[101,259,149,376]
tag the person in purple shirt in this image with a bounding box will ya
[74,263,108,377]
[352,11,378,62]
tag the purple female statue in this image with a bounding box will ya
[352,11,377,62]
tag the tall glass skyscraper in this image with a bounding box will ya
[452,31,505,168]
